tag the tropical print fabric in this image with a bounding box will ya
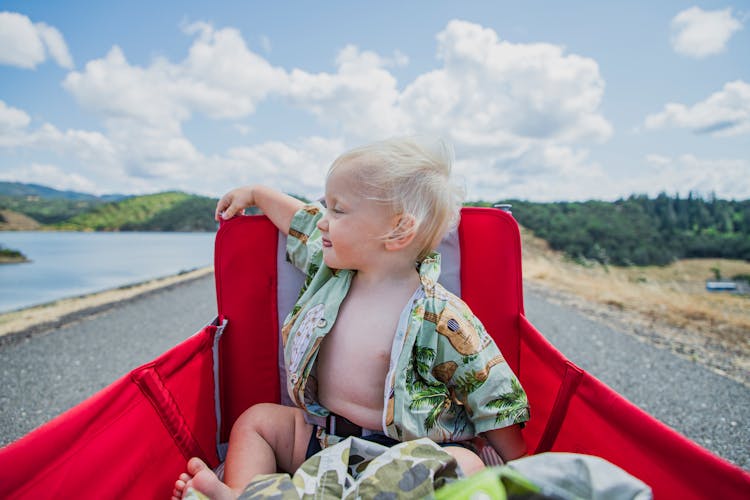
[283,204,530,443]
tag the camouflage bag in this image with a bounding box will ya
[228,436,461,499]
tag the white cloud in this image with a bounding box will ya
[0,100,31,135]
[63,23,288,127]
[36,22,74,68]
[401,20,612,147]
[224,136,344,197]
[641,154,750,199]
[394,20,613,200]
[0,101,123,190]
[5,19,616,200]
[644,80,750,136]
[457,144,611,202]
[0,12,44,68]
[0,105,115,165]
[32,123,117,165]
[59,23,293,192]
[283,20,613,200]
[0,11,73,69]
[287,44,408,138]
[0,163,99,193]
[63,46,190,130]
[180,22,288,118]
[670,6,743,59]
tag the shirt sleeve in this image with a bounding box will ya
[439,301,530,434]
[286,202,325,277]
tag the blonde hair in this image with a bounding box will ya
[328,136,464,261]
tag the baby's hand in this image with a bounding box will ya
[215,186,256,221]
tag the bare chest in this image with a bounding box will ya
[318,298,401,373]
[315,289,411,389]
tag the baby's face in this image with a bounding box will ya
[317,162,395,270]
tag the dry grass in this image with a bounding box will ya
[520,227,750,386]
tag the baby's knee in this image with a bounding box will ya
[445,446,485,476]
[232,403,284,435]
[232,403,304,437]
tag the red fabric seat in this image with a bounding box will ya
[1,208,748,499]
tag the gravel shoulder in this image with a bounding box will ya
[524,282,749,471]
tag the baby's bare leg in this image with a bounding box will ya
[223,403,313,493]
[444,446,486,476]
[172,403,313,499]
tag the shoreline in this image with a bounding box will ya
[0,266,214,345]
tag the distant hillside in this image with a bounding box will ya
[4,182,747,266]
[0,209,41,230]
[0,181,127,224]
[56,191,218,232]
[0,181,124,201]
[0,182,217,231]
[0,196,107,225]
[480,193,750,266]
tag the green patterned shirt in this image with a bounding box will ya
[282,203,529,443]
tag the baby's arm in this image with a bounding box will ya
[215,185,304,235]
[482,424,528,462]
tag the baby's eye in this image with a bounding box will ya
[332,207,344,214]
[320,199,328,208]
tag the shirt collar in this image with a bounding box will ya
[418,251,442,284]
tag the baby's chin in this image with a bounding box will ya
[321,252,336,268]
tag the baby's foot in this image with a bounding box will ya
[172,457,236,500]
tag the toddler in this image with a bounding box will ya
[173,137,530,499]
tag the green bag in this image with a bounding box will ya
[436,452,652,500]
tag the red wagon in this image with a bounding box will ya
[1,207,748,498]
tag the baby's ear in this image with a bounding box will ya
[385,214,417,251]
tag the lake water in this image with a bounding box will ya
[0,231,216,313]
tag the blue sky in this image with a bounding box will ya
[0,1,748,201]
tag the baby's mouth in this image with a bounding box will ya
[322,237,332,248]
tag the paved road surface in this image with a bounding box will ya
[524,285,749,471]
[0,274,216,447]
[1,275,747,472]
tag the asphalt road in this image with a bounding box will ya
[0,274,217,447]
[1,275,747,472]
[523,285,749,471]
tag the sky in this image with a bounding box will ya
[0,1,748,202]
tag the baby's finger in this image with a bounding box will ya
[214,196,232,221]
[220,202,242,220]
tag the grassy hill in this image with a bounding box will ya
[56,191,218,231]
[0,181,218,231]
[0,195,107,225]
[0,181,127,224]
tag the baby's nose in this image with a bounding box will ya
[316,216,328,231]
